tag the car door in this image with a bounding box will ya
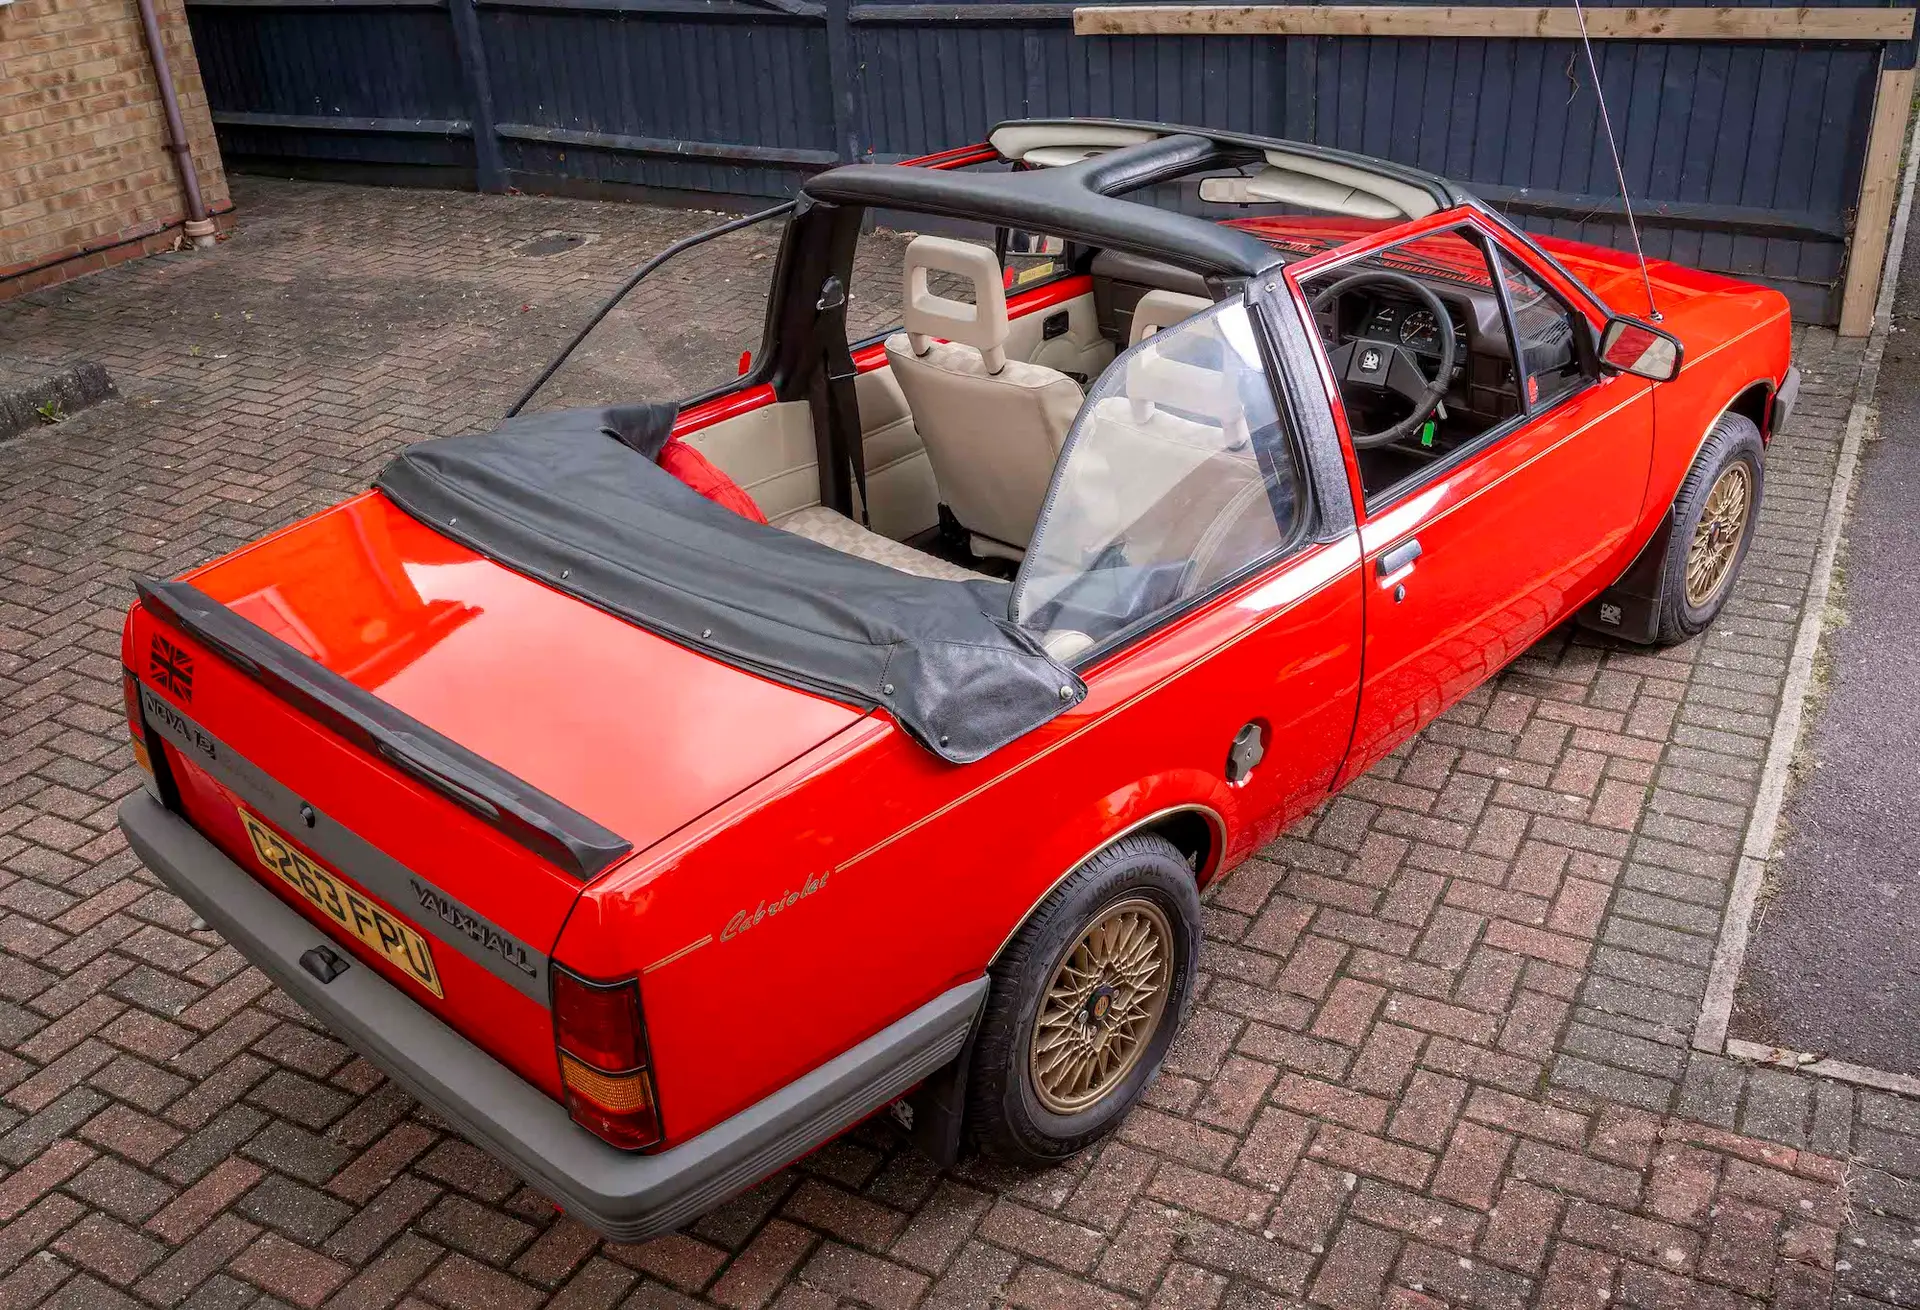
[1289,217,1657,782]
[1010,294,1366,857]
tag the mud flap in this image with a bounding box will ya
[1574,515,1672,645]
[904,1004,984,1167]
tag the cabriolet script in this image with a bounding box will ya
[721,870,831,942]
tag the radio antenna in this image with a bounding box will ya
[1570,0,1661,321]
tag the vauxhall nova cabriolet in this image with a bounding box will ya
[118,120,1795,1238]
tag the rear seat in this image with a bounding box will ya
[775,506,986,582]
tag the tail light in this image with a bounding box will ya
[122,665,173,802]
[552,967,662,1149]
[122,668,155,779]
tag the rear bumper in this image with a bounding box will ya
[119,793,986,1240]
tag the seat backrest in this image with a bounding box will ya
[1034,336,1268,599]
[1128,289,1212,346]
[886,236,1083,551]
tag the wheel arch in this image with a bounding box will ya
[1577,380,1769,644]
[1686,379,1771,463]
[1654,376,1774,520]
[987,793,1227,968]
[1726,378,1776,441]
[1148,807,1221,880]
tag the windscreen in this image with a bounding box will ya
[1012,298,1303,658]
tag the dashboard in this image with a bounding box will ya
[1085,249,1527,431]
[1312,283,1523,426]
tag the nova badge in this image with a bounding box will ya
[138,684,215,761]
[1359,347,1383,373]
[149,634,194,700]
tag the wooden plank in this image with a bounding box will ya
[448,0,506,192]
[1839,65,1915,336]
[824,0,861,162]
[1072,6,1916,42]
[477,0,823,16]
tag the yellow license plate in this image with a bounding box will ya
[237,806,444,998]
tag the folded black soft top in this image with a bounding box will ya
[375,405,1086,764]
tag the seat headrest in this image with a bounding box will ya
[1128,290,1212,346]
[1124,349,1251,450]
[902,235,1010,373]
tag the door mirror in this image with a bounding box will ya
[1006,230,1065,257]
[1598,317,1682,382]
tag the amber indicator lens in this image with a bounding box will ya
[551,967,662,1149]
[559,1056,662,1149]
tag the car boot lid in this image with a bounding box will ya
[145,489,869,878]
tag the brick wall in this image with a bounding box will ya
[0,0,231,299]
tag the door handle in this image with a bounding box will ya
[1376,537,1423,578]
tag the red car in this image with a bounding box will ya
[118,120,1795,1238]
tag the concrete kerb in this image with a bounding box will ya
[1691,103,1920,1083]
[1725,1038,1920,1098]
[0,358,115,440]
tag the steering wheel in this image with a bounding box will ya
[1310,270,1457,450]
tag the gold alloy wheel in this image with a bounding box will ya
[1028,897,1173,1115]
[1685,462,1754,608]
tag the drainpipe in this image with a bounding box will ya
[133,0,217,249]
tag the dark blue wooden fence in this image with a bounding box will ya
[186,0,1915,322]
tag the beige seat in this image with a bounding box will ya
[775,506,986,582]
[1051,348,1269,591]
[1018,349,1271,668]
[885,236,1084,557]
[1128,289,1212,346]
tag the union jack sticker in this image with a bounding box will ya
[149,634,194,700]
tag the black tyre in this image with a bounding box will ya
[967,832,1202,1166]
[1653,411,1764,645]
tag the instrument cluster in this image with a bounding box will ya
[1361,298,1469,360]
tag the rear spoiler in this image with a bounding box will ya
[134,579,633,881]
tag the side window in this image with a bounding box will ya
[1497,252,1587,410]
[1302,226,1522,506]
[848,222,1067,344]
[848,223,995,343]
[523,207,788,410]
[1013,300,1304,659]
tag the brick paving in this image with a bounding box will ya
[0,177,1916,1310]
